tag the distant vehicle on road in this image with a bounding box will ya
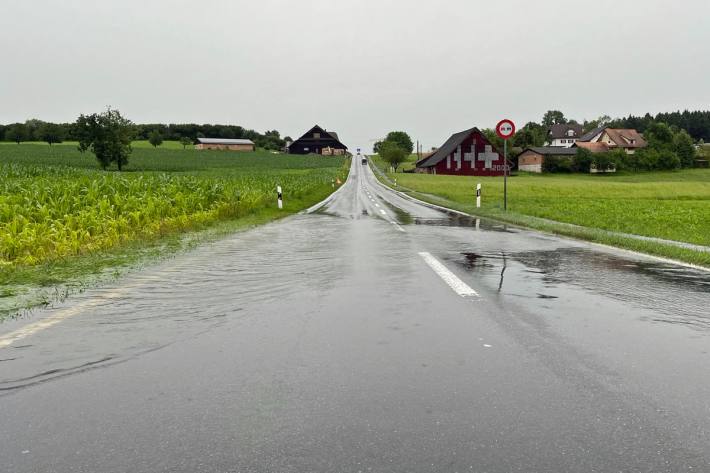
[361,157,368,165]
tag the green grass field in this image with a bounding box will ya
[0,144,348,312]
[371,154,710,266]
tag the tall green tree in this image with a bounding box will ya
[379,140,407,172]
[179,136,192,150]
[5,123,28,144]
[542,110,567,127]
[644,122,675,147]
[383,131,414,154]
[673,129,696,167]
[75,108,134,171]
[38,122,64,145]
[148,130,163,147]
[582,114,612,132]
[513,122,545,148]
[24,119,44,141]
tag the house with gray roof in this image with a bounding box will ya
[546,124,584,147]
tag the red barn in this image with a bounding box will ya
[415,127,507,176]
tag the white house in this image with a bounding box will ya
[546,124,584,147]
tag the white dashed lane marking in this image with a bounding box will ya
[418,252,479,298]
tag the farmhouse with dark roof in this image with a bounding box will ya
[288,125,348,155]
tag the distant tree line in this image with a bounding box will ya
[610,110,710,142]
[0,120,287,150]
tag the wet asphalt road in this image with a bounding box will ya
[2,159,710,472]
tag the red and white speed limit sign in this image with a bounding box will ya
[495,119,516,140]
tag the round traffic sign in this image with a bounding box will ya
[495,119,516,140]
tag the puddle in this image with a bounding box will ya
[457,247,710,331]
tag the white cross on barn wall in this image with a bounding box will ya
[463,139,476,168]
[478,145,498,169]
[453,146,463,170]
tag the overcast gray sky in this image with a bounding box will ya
[1,0,709,151]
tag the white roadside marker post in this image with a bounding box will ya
[277,185,283,209]
[394,178,397,187]
[476,183,481,208]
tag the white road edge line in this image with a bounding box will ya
[392,222,406,233]
[379,209,387,215]
[418,252,479,298]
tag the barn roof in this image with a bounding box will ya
[416,127,478,168]
[574,142,609,153]
[289,125,347,149]
[197,137,255,145]
[520,147,578,156]
[548,123,583,139]
[603,128,647,148]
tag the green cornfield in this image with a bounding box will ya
[0,145,348,267]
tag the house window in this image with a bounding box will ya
[304,147,309,151]
[567,130,575,136]
[313,133,321,138]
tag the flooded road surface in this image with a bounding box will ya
[2,160,710,472]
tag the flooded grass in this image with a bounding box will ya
[0,145,349,318]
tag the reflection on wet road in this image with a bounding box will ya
[1,158,710,472]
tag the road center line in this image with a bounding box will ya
[418,252,479,298]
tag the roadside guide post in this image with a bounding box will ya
[495,119,516,211]
[277,185,283,209]
[476,183,481,208]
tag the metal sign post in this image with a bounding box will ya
[504,140,507,211]
[495,119,516,211]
